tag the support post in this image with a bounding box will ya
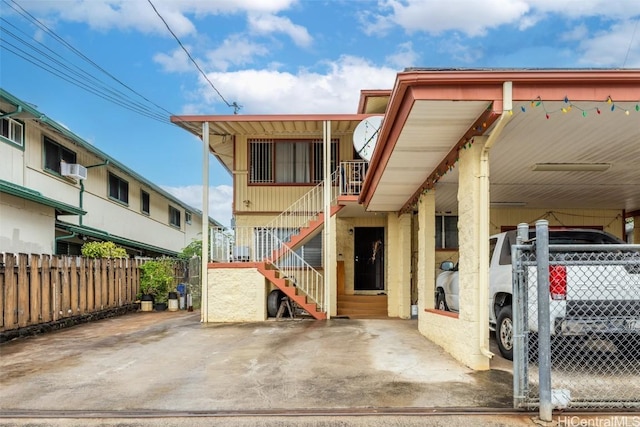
[323,120,331,319]
[201,122,210,323]
[535,219,552,421]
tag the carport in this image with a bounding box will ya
[360,69,640,370]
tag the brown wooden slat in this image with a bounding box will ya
[101,259,108,309]
[17,254,29,327]
[30,254,41,324]
[51,256,59,322]
[79,257,87,313]
[70,257,78,315]
[3,254,16,330]
[108,259,116,307]
[94,259,102,310]
[87,259,95,312]
[60,256,71,318]
[41,255,51,323]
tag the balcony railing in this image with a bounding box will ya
[339,160,368,196]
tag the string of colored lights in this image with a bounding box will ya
[422,95,639,194]
[515,96,640,118]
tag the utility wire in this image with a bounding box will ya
[146,0,241,114]
[622,17,639,68]
[0,18,170,123]
[1,0,179,125]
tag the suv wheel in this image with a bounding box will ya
[496,305,514,360]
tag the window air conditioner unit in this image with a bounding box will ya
[61,163,88,180]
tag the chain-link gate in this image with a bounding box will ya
[513,222,640,411]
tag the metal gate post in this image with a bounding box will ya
[513,223,529,407]
[535,219,552,421]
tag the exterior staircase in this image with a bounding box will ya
[209,162,370,320]
[257,263,326,320]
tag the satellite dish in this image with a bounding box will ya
[352,115,382,162]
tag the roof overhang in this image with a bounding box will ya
[1,179,86,216]
[360,69,640,214]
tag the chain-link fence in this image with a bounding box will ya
[513,222,640,411]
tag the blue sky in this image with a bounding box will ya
[2,0,639,226]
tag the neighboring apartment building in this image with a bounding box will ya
[0,88,219,258]
[172,69,639,370]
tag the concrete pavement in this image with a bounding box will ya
[0,311,535,425]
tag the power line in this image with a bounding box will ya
[622,17,639,68]
[1,0,180,125]
[146,0,241,114]
[1,18,170,123]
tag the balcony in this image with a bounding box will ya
[339,160,368,196]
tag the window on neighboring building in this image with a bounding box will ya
[43,136,76,175]
[185,211,192,224]
[249,139,338,184]
[436,215,458,249]
[169,206,181,227]
[141,190,150,215]
[56,241,82,256]
[0,114,24,147]
[108,172,129,204]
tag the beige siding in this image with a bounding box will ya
[207,267,268,321]
[5,115,204,254]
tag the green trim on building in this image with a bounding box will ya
[0,179,86,216]
[57,221,178,257]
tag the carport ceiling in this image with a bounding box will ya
[369,99,640,214]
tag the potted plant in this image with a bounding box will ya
[139,259,174,311]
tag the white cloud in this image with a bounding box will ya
[248,13,313,47]
[367,0,531,37]
[204,34,270,71]
[17,0,299,35]
[385,41,419,68]
[577,20,640,67]
[153,47,192,73]
[364,0,640,37]
[196,55,398,114]
[162,184,233,228]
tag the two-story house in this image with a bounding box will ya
[1,88,221,258]
[172,69,639,370]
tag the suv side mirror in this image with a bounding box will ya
[440,261,455,271]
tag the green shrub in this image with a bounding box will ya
[139,259,175,303]
[81,241,128,259]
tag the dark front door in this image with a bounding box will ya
[354,227,385,291]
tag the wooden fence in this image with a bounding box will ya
[0,253,142,332]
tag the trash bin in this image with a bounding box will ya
[168,291,179,312]
[141,294,153,312]
[177,284,186,310]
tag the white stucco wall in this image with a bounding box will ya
[0,194,55,254]
[207,267,267,322]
